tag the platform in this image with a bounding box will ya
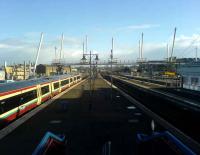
[0,77,151,155]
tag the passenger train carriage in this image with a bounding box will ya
[0,74,81,127]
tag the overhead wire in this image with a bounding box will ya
[176,35,200,58]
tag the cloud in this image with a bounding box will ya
[0,33,200,65]
[174,34,200,47]
[196,27,200,31]
[172,34,200,58]
[110,42,165,61]
[0,44,11,49]
[117,24,160,31]
[108,34,200,61]
[140,34,200,60]
[0,34,83,65]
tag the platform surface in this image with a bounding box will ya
[0,77,151,155]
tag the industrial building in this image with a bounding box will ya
[0,68,5,80]
[0,64,72,80]
[131,61,168,77]
[2,64,31,81]
[12,64,30,80]
[178,63,200,91]
[36,64,71,76]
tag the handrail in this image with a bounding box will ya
[137,131,196,155]
[32,131,65,155]
[102,141,111,155]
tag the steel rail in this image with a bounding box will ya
[102,75,200,154]
[114,75,200,111]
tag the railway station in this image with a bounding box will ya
[0,76,153,155]
[0,73,199,154]
[0,1,200,155]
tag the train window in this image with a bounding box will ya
[0,90,37,115]
[70,78,73,82]
[61,79,69,86]
[0,95,21,115]
[41,85,49,95]
[54,82,59,89]
[20,90,37,104]
[0,101,5,114]
[77,76,80,80]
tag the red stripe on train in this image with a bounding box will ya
[41,95,51,102]
[53,91,59,96]
[61,86,69,92]
[0,79,78,126]
[2,102,38,124]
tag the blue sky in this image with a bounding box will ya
[0,0,200,64]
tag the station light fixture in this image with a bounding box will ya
[95,55,99,61]
[81,55,87,61]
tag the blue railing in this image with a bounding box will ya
[137,131,196,155]
[102,141,111,155]
[32,131,66,155]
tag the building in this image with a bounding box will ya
[0,69,5,80]
[5,66,13,79]
[9,64,31,80]
[12,65,30,80]
[36,64,71,76]
[131,60,168,77]
[177,63,200,91]
[71,68,78,72]
[2,64,32,81]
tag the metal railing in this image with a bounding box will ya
[32,131,66,155]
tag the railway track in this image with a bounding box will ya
[157,88,200,103]
[117,74,200,107]
[102,74,200,153]
[121,74,179,87]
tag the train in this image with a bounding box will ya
[0,74,82,127]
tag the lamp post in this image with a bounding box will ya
[81,51,99,98]
[110,38,114,102]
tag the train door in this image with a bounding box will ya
[67,78,70,88]
[37,85,42,105]
[50,82,53,98]
[59,80,62,93]
[69,78,71,87]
